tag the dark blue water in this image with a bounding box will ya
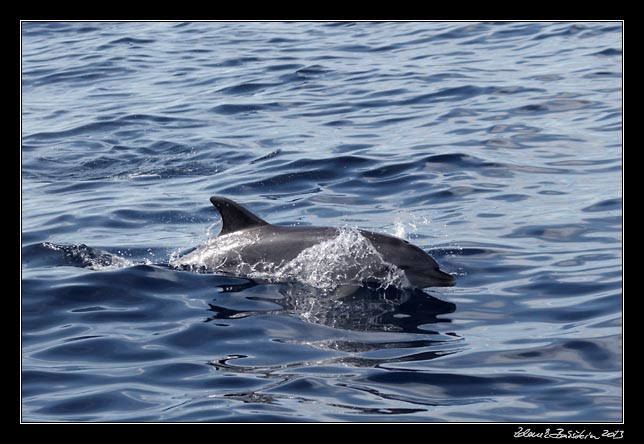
[21,21,622,422]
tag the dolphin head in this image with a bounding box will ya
[360,230,456,288]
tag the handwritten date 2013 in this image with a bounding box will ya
[514,427,624,440]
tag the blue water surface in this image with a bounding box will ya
[21,21,622,422]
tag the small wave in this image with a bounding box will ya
[106,37,155,46]
[514,99,595,114]
[295,65,332,77]
[209,103,270,115]
[533,23,588,41]
[591,48,622,57]
[217,82,277,95]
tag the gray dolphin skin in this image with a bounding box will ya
[175,196,455,289]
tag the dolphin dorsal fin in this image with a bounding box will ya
[209,196,269,235]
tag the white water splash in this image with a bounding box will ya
[43,242,140,271]
[390,213,431,240]
[170,227,407,291]
[169,230,261,272]
[391,219,408,239]
[273,228,406,290]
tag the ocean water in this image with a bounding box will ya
[21,21,622,422]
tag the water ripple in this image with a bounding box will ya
[22,21,622,422]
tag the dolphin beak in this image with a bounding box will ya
[405,268,456,288]
[437,270,456,287]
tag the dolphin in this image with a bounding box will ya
[170,196,455,289]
